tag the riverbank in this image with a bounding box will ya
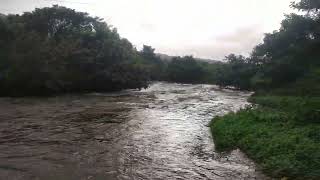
[210,95,320,179]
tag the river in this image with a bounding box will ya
[0,82,266,180]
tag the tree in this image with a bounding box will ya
[139,45,166,80]
[0,5,149,96]
[166,56,205,83]
[291,0,320,12]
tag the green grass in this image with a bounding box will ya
[210,96,320,179]
[249,95,320,123]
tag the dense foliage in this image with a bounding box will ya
[210,96,320,179]
[0,6,149,96]
[0,5,231,97]
[211,0,320,92]
[136,47,225,85]
[165,56,205,83]
[138,45,167,81]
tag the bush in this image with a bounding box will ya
[210,96,320,179]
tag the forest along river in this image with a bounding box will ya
[0,82,267,180]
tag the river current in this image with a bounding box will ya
[0,82,266,180]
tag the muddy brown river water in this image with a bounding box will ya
[0,82,267,180]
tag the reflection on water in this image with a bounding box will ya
[0,82,266,180]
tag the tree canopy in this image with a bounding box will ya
[208,0,320,94]
[0,5,149,96]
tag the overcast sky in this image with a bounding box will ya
[0,0,295,60]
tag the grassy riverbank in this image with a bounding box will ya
[210,95,320,179]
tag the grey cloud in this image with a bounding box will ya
[215,25,264,44]
[156,25,265,60]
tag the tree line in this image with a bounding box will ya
[156,0,320,95]
[139,0,320,95]
[212,0,320,95]
[0,5,223,96]
[0,5,150,96]
[1,0,319,96]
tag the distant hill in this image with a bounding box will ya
[194,57,222,64]
[156,53,174,61]
[156,53,221,64]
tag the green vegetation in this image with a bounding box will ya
[210,96,320,179]
[165,56,205,83]
[0,5,150,96]
[210,1,320,179]
[0,5,226,96]
[1,1,319,96]
[200,0,320,91]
